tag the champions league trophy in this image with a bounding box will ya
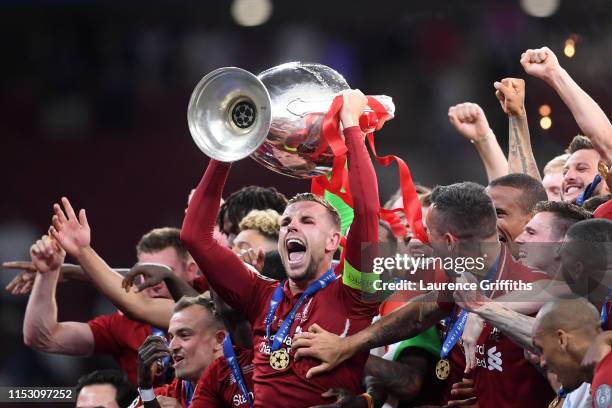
[187,62,395,178]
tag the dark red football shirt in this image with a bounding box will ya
[128,378,192,408]
[591,349,612,408]
[88,312,152,385]
[182,127,381,407]
[471,250,555,408]
[191,347,255,408]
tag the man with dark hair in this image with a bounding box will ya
[531,297,602,408]
[487,173,548,243]
[560,219,612,305]
[76,369,138,408]
[515,201,591,274]
[181,90,383,407]
[562,135,610,203]
[217,185,288,246]
[132,294,241,408]
[293,180,553,407]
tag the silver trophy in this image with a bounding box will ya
[187,62,394,178]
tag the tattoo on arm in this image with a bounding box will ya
[366,354,429,401]
[508,116,541,180]
[362,291,443,351]
[478,303,536,353]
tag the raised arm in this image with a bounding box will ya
[49,198,174,330]
[341,91,380,272]
[122,263,198,302]
[521,46,612,163]
[448,102,508,182]
[23,235,95,356]
[494,78,541,180]
[180,159,261,318]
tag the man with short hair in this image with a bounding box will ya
[562,136,610,203]
[23,223,196,385]
[132,294,245,408]
[293,181,554,407]
[181,90,382,407]
[76,369,138,408]
[515,200,591,274]
[532,297,603,408]
[487,173,547,243]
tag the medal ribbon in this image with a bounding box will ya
[601,289,611,329]
[265,269,336,352]
[440,252,503,359]
[223,334,254,408]
[576,175,601,206]
[182,381,194,406]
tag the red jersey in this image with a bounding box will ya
[182,127,381,407]
[471,249,554,408]
[128,379,193,408]
[88,312,152,385]
[591,350,612,408]
[191,347,255,408]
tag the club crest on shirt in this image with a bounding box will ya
[595,384,611,408]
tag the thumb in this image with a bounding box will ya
[306,362,330,379]
[309,323,323,333]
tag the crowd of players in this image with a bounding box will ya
[4,46,612,408]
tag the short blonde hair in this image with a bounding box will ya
[238,209,280,239]
[543,153,570,175]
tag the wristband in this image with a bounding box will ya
[138,387,156,402]
[470,130,494,144]
[360,392,373,408]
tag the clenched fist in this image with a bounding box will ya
[494,78,526,118]
[448,103,492,142]
[520,47,561,82]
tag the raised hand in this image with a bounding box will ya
[49,197,91,258]
[494,78,526,118]
[122,263,173,293]
[448,103,492,143]
[4,261,37,295]
[340,89,368,129]
[520,47,561,82]
[30,235,66,274]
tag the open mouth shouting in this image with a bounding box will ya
[285,237,308,268]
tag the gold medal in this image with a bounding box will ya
[435,359,450,380]
[270,349,290,370]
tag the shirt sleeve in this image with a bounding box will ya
[87,313,120,356]
[180,159,270,323]
[341,126,381,294]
